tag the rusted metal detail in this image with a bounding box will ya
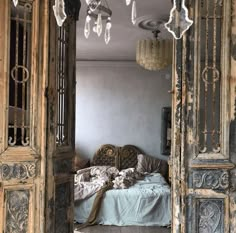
[56,24,69,147]
[198,0,222,155]
[8,1,33,147]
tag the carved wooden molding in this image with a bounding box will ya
[197,199,224,233]
[0,162,37,180]
[5,190,30,233]
[92,144,143,170]
[193,170,229,190]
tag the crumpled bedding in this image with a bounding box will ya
[74,166,143,201]
[74,172,171,226]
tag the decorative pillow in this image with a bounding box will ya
[136,154,168,179]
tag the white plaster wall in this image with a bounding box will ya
[75,61,171,160]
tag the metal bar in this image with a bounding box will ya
[212,0,217,151]
[58,27,62,144]
[201,0,209,153]
[11,17,32,23]
[12,12,20,146]
[21,6,27,146]
[61,25,65,143]
[64,25,69,142]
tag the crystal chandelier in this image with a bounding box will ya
[136,30,172,71]
[84,0,112,44]
[12,0,193,42]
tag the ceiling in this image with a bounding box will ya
[76,0,172,61]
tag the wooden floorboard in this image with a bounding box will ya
[74,224,171,233]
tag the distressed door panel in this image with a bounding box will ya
[171,0,236,233]
[45,1,80,232]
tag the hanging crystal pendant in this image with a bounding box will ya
[13,0,18,7]
[131,0,137,25]
[126,0,131,6]
[84,15,91,39]
[53,0,67,27]
[165,0,193,39]
[96,13,103,37]
[104,20,112,44]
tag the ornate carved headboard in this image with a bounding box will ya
[92,144,143,170]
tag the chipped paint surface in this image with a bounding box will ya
[171,0,236,233]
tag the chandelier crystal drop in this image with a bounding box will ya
[131,0,137,25]
[52,0,67,27]
[104,20,112,44]
[84,15,91,38]
[165,0,193,39]
[126,0,131,6]
[96,13,103,37]
[12,0,18,7]
[84,0,112,43]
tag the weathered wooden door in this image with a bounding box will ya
[45,1,80,232]
[0,0,80,232]
[171,0,236,232]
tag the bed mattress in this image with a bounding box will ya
[74,173,171,226]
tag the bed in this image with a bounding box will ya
[74,144,171,227]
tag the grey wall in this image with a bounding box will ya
[75,61,172,160]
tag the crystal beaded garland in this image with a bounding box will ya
[136,39,173,71]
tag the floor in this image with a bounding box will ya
[74,224,171,233]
